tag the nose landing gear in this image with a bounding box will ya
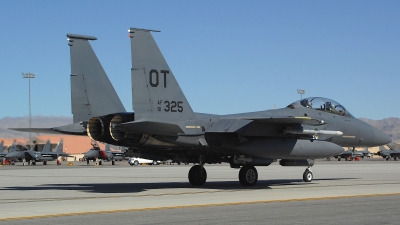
[303,168,313,182]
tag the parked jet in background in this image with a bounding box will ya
[4,139,70,165]
[377,145,400,161]
[0,141,5,158]
[83,142,124,165]
[9,28,392,186]
[39,139,72,165]
[334,147,371,161]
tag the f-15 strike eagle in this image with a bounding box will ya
[10,28,391,186]
[83,142,125,165]
[377,145,400,161]
[333,147,371,161]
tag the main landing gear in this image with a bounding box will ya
[188,165,207,186]
[239,165,258,186]
[188,160,314,186]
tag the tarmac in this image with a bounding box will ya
[0,158,400,224]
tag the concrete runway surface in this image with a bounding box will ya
[0,159,400,224]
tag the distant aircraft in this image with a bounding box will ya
[334,147,371,161]
[4,139,71,165]
[39,139,72,165]
[0,141,5,158]
[9,28,391,186]
[83,142,124,165]
[377,145,400,161]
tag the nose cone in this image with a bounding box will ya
[84,150,96,158]
[371,127,391,146]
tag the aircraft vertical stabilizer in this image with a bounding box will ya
[55,139,64,153]
[129,28,196,122]
[42,140,52,153]
[0,141,4,153]
[9,141,17,153]
[67,34,126,123]
[105,144,110,152]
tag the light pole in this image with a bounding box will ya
[22,72,36,149]
[297,89,305,100]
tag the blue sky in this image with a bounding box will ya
[1,0,399,120]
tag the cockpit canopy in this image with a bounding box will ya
[288,97,354,118]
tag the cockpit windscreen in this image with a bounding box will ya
[288,97,354,118]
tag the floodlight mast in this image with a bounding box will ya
[22,72,36,149]
[297,89,305,100]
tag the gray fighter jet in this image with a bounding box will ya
[0,141,5,158]
[4,139,70,165]
[10,28,391,186]
[334,147,370,161]
[84,142,124,165]
[377,145,400,161]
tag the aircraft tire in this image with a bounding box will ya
[43,161,47,165]
[134,160,139,166]
[152,160,158,165]
[303,169,313,182]
[99,161,102,165]
[32,161,36,166]
[188,165,207,186]
[239,165,258,186]
[338,158,341,161]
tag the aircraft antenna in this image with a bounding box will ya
[297,89,305,99]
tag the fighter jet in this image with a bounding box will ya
[83,142,123,165]
[377,145,400,161]
[4,139,70,165]
[334,147,370,161]
[10,28,391,186]
[39,139,72,165]
[0,141,5,158]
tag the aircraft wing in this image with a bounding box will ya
[206,117,341,139]
[207,117,326,133]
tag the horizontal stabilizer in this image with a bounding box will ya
[9,122,86,135]
[115,120,183,136]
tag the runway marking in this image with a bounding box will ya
[1,192,400,221]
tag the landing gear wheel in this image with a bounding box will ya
[134,160,139,166]
[188,165,207,186]
[239,165,258,186]
[152,160,158,165]
[43,161,47,165]
[303,169,313,182]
